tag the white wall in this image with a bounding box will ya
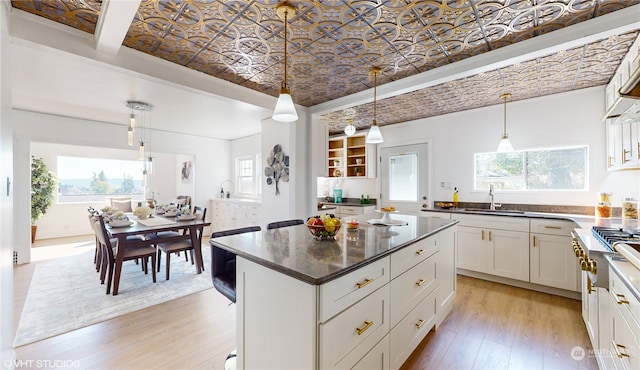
[377,86,640,208]
[0,1,15,367]
[12,109,232,263]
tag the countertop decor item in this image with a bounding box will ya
[306,214,341,240]
[264,144,290,195]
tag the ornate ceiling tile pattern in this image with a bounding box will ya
[10,0,640,134]
[320,31,638,133]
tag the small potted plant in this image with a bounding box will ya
[355,167,363,176]
[31,156,56,243]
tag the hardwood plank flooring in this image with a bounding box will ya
[14,240,598,370]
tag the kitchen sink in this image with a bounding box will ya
[462,208,525,214]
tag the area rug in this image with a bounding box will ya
[14,246,213,347]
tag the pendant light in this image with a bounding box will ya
[344,118,356,136]
[126,101,152,146]
[366,66,383,144]
[497,93,514,152]
[272,1,298,122]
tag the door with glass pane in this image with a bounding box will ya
[380,143,429,213]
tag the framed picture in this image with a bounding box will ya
[181,161,192,183]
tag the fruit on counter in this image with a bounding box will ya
[381,206,396,212]
[306,214,341,239]
[437,202,454,209]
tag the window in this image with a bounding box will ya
[474,146,588,191]
[236,157,255,195]
[57,156,145,203]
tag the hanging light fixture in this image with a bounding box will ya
[127,126,134,146]
[344,118,356,136]
[497,93,514,152]
[147,156,154,175]
[272,1,298,122]
[366,66,383,144]
[126,101,151,146]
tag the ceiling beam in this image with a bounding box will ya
[94,0,141,55]
[309,4,640,115]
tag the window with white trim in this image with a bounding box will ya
[474,146,588,191]
[236,156,255,196]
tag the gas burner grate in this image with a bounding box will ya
[592,226,640,251]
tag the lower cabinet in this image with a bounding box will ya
[455,215,529,282]
[608,268,640,370]
[335,205,375,218]
[210,199,261,231]
[530,233,578,291]
[236,225,457,370]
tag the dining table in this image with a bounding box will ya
[106,213,211,295]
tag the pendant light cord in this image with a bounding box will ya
[373,70,377,125]
[503,94,507,136]
[283,8,289,90]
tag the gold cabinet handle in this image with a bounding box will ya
[415,249,425,255]
[544,225,562,229]
[356,321,373,335]
[587,276,594,294]
[637,142,640,159]
[622,149,630,164]
[416,279,426,287]
[356,278,373,289]
[612,341,630,358]
[415,319,425,329]
[615,293,630,305]
[532,235,536,247]
[608,155,614,167]
[481,230,485,240]
[488,231,492,241]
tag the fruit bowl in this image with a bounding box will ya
[306,214,341,240]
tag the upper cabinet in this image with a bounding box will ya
[604,35,640,119]
[607,103,640,171]
[326,133,376,178]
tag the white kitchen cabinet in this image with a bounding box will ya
[604,35,640,119]
[335,205,375,218]
[609,267,640,370]
[210,199,261,231]
[582,271,599,348]
[606,113,640,171]
[235,224,457,370]
[530,219,580,292]
[455,214,529,282]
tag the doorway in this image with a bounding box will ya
[380,143,429,213]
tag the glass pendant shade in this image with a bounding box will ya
[139,141,145,160]
[272,87,298,122]
[147,156,153,175]
[497,135,513,152]
[127,126,134,146]
[129,113,136,129]
[344,118,356,136]
[366,66,384,144]
[366,122,384,144]
[496,93,513,152]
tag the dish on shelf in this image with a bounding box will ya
[109,220,133,228]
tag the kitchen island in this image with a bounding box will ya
[210,213,458,370]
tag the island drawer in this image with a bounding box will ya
[389,289,437,370]
[390,234,437,279]
[319,285,390,370]
[320,256,390,322]
[390,253,437,327]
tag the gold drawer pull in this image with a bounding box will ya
[415,319,425,329]
[488,231,492,241]
[612,341,630,358]
[544,225,562,229]
[415,249,425,255]
[356,321,373,335]
[416,279,426,287]
[616,293,630,305]
[356,278,373,289]
[533,235,536,247]
[481,230,484,240]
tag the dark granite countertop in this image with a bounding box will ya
[210,213,457,285]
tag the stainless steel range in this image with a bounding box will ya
[573,226,640,289]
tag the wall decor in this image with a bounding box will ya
[264,144,289,196]
[181,161,192,183]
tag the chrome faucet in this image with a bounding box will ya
[489,184,501,210]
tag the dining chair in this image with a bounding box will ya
[94,215,157,294]
[155,207,207,280]
[266,219,304,230]
[110,197,133,212]
[209,225,261,304]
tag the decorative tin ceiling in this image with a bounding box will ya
[11,0,640,134]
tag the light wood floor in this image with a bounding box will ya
[14,239,597,370]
